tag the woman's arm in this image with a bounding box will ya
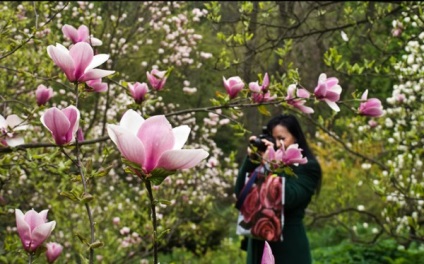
[284,159,321,210]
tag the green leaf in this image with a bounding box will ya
[257,105,271,116]
[89,241,104,249]
[157,229,171,240]
[75,233,90,246]
[156,199,172,205]
[148,168,176,185]
[60,191,80,202]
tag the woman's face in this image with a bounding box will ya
[272,124,296,149]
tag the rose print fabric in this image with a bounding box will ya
[236,166,285,242]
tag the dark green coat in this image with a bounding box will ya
[235,156,321,264]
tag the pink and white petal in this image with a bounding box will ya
[329,84,342,95]
[172,125,190,150]
[15,209,31,250]
[5,137,24,147]
[324,100,340,112]
[69,42,93,79]
[119,110,145,135]
[41,108,71,137]
[88,37,103,46]
[137,116,175,172]
[79,69,115,82]
[6,115,23,128]
[296,104,314,114]
[30,221,56,251]
[261,241,275,264]
[156,149,209,170]
[106,124,145,166]
[0,115,6,128]
[62,106,80,135]
[47,45,76,81]
[318,73,327,82]
[61,25,79,43]
[24,209,46,232]
[361,90,369,100]
[86,54,109,71]
[77,25,89,41]
[325,77,339,87]
[297,88,310,99]
[38,209,49,222]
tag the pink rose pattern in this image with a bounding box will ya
[240,172,283,242]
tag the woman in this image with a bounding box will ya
[235,114,322,264]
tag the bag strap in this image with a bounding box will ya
[235,167,261,210]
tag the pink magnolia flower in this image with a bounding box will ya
[15,208,56,253]
[35,84,54,106]
[0,114,27,147]
[46,242,63,263]
[47,42,114,83]
[146,69,167,91]
[268,143,307,166]
[86,78,108,92]
[249,74,275,103]
[261,241,275,264]
[223,76,244,99]
[62,24,102,46]
[314,73,342,112]
[128,82,149,104]
[107,110,209,175]
[358,90,384,117]
[40,106,80,145]
[286,84,314,114]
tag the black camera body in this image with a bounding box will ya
[249,126,276,152]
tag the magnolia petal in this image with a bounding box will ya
[41,108,71,144]
[0,115,6,128]
[361,89,369,100]
[297,88,310,99]
[38,209,48,222]
[86,54,109,71]
[261,241,275,264]
[31,221,56,251]
[80,69,115,82]
[47,45,76,81]
[295,104,314,114]
[69,42,93,79]
[89,37,103,46]
[249,82,261,93]
[77,25,89,41]
[172,125,190,150]
[156,149,209,171]
[318,73,327,82]
[137,116,175,172]
[119,109,145,135]
[5,137,24,147]
[62,25,78,43]
[62,106,80,136]
[107,125,146,166]
[324,100,340,112]
[24,209,46,232]
[6,115,23,128]
[325,77,339,87]
[15,209,31,250]
[262,73,270,90]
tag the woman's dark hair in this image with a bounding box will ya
[266,114,322,195]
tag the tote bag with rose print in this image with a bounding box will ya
[235,165,285,242]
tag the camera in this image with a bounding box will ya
[249,126,276,152]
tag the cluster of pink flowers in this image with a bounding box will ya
[221,72,384,118]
